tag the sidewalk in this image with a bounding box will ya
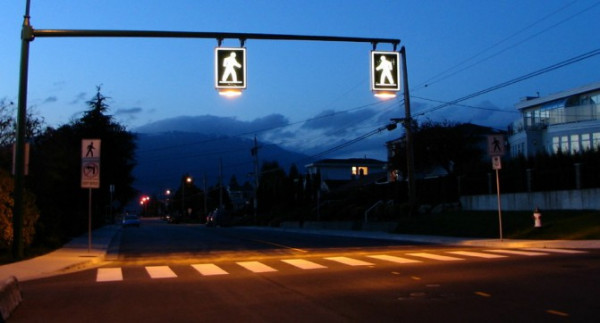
[1,224,599,282]
[0,225,121,282]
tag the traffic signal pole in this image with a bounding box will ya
[13,1,402,256]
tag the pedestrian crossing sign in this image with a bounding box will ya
[215,47,247,90]
[371,51,400,92]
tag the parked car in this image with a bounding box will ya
[122,214,141,227]
[206,208,231,227]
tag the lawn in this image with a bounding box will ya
[394,210,600,240]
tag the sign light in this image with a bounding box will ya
[215,47,247,91]
[371,51,400,93]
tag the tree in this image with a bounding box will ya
[29,87,137,240]
[0,169,39,250]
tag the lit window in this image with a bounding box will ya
[352,166,368,176]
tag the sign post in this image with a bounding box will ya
[81,139,101,252]
[488,135,505,241]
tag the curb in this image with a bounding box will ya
[0,276,22,322]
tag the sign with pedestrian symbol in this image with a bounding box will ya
[487,135,505,156]
[371,51,400,92]
[215,47,246,90]
[81,139,101,189]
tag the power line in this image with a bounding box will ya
[414,47,600,118]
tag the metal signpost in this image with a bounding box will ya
[488,135,505,241]
[81,139,101,252]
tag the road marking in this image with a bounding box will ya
[281,259,327,270]
[526,248,587,254]
[145,266,177,279]
[485,249,548,256]
[97,268,123,282]
[368,255,422,264]
[192,264,229,276]
[447,251,507,259]
[547,309,569,317]
[475,291,492,298]
[324,256,374,266]
[406,253,464,261]
[237,261,277,273]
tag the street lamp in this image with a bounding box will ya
[181,175,192,217]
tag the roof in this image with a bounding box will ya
[515,81,600,111]
[305,158,386,168]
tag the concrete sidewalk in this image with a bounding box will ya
[0,225,121,282]
[1,224,599,282]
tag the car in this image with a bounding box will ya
[206,208,231,227]
[122,214,141,227]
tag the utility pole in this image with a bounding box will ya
[400,46,416,213]
[251,136,260,222]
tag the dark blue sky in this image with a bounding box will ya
[2,1,599,160]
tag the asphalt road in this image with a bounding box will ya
[11,218,600,322]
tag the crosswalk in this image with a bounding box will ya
[96,248,587,283]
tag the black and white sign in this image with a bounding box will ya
[81,139,101,189]
[215,47,247,89]
[371,51,400,92]
[487,135,505,156]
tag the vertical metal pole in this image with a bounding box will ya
[495,169,503,241]
[88,188,92,252]
[12,0,34,259]
[400,46,416,213]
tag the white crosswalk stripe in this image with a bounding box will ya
[485,249,548,256]
[447,251,508,259]
[237,261,278,273]
[192,264,229,276]
[282,259,327,270]
[325,256,374,266]
[368,255,422,264]
[525,248,587,254]
[97,268,123,282]
[146,266,178,279]
[407,252,464,261]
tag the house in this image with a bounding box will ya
[304,158,387,189]
[508,81,600,157]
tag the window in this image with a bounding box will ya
[594,133,600,150]
[561,136,569,152]
[570,134,580,154]
[552,137,560,153]
[582,134,591,151]
[352,166,368,176]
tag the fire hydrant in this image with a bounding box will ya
[533,207,542,228]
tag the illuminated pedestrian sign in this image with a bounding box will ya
[81,139,101,189]
[215,47,247,90]
[371,51,400,92]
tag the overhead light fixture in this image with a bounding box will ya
[373,91,397,99]
[218,89,243,98]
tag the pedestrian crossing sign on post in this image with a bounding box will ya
[371,51,400,92]
[215,47,247,91]
[81,139,101,189]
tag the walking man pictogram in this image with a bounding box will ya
[86,141,95,157]
[221,52,242,83]
[376,56,395,85]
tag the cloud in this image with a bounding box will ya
[43,96,58,104]
[115,107,143,115]
[70,92,87,105]
[133,114,290,136]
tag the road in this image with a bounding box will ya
[11,218,600,322]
